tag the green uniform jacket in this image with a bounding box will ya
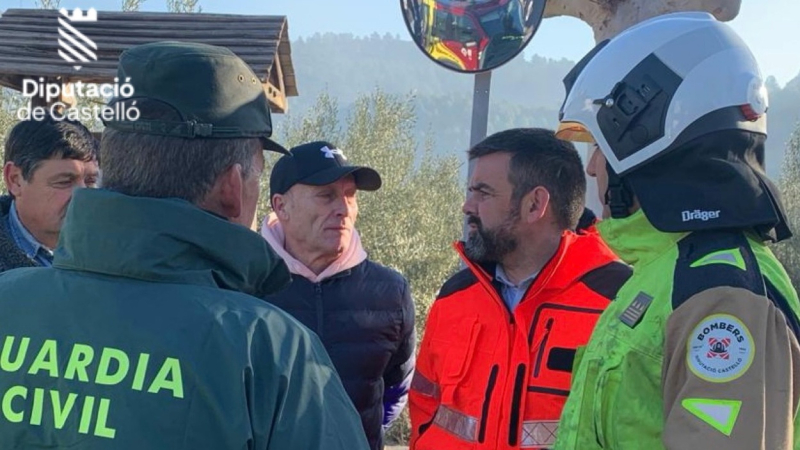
[555,210,800,450]
[0,188,370,450]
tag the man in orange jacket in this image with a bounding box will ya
[409,128,631,450]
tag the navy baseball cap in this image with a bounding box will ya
[270,141,382,196]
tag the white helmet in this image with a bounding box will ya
[556,11,768,176]
[556,12,791,241]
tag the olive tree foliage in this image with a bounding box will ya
[166,0,202,13]
[35,0,61,9]
[0,88,27,193]
[0,89,25,146]
[261,90,465,443]
[122,0,146,12]
[772,123,800,286]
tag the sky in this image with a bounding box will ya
[3,0,800,86]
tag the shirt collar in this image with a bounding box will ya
[8,200,53,260]
[495,264,538,290]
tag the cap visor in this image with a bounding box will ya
[299,166,382,191]
[261,136,290,155]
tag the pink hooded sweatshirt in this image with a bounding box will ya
[260,212,367,282]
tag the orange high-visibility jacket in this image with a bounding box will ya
[409,230,631,450]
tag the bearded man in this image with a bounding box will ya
[408,128,631,450]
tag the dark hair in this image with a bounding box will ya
[99,98,260,203]
[4,116,98,181]
[468,128,586,229]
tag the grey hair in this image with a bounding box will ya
[99,99,261,204]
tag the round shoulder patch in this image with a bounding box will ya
[687,314,754,383]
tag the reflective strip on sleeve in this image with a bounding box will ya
[520,420,559,448]
[432,404,479,443]
[411,370,440,399]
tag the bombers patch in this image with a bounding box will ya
[687,314,754,383]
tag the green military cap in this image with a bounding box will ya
[103,40,288,154]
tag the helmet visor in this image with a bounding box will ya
[556,122,594,143]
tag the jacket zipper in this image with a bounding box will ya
[478,364,499,443]
[458,247,556,447]
[508,363,526,446]
[314,283,323,339]
[533,317,554,377]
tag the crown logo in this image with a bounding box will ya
[59,8,98,22]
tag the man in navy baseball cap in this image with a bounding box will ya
[262,141,415,450]
[269,141,381,196]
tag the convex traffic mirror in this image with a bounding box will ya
[401,0,547,73]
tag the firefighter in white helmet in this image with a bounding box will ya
[553,11,800,450]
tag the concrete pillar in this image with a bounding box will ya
[543,0,741,42]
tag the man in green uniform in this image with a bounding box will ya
[553,12,800,450]
[0,41,369,450]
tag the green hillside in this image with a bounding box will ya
[274,33,800,181]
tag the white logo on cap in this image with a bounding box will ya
[321,145,346,160]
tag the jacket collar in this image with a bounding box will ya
[54,189,290,298]
[596,209,687,267]
[260,212,367,283]
[7,198,53,266]
[0,196,39,270]
[454,229,622,296]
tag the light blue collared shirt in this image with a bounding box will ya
[7,200,53,267]
[495,265,538,312]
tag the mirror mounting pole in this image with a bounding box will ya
[462,70,493,244]
[469,71,492,149]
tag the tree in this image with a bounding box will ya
[166,0,201,13]
[35,0,60,9]
[122,0,146,12]
[544,0,740,42]
[0,88,27,193]
[0,89,24,145]
[262,90,465,444]
[773,123,800,286]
